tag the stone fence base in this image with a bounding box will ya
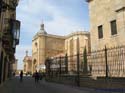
[46,76,125,88]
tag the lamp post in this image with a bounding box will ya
[105,45,108,78]
[11,19,20,46]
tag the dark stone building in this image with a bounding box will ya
[0,0,20,84]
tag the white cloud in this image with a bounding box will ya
[16,0,88,69]
[46,16,85,35]
[17,0,85,35]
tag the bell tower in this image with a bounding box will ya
[32,21,47,72]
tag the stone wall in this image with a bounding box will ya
[65,31,90,56]
[88,0,125,51]
[32,34,65,73]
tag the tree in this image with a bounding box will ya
[65,53,68,73]
[83,46,88,74]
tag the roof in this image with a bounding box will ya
[86,0,93,2]
[52,53,65,58]
[65,31,90,39]
[32,33,66,41]
[23,56,32,62]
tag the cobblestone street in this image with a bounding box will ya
[0,77,123,93]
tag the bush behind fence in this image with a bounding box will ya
[45,45,125,78]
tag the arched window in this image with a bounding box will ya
[35,42,37,47]
[33,59,36,64]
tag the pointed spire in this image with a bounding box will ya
[38,20,47,34]
[26,50,28,56]
[40,21,44,30]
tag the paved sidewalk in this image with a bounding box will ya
[0,77,124,93]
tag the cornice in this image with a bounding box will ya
[86,0,93,2]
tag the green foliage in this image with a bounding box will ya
[83,47,87,63]
[65,53,68,73]
[83,46,88,74]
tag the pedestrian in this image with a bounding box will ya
[34,71,39,83]
[20,70,23,82]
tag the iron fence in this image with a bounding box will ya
[45,46,125,79]
[88,46,125,77]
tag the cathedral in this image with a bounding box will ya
[23,51,32,74]
[31,22,90,73]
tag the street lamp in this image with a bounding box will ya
[3,18,20,53]
[0,0,20,38]
[11,19,20,45]
[4,18,20,45]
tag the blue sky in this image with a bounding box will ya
[15,0,90,69]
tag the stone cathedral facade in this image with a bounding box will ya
[32,23,90,73]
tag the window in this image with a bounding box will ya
[98,25,103,39]
[110,20,117,35]
[35,42,37,47]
